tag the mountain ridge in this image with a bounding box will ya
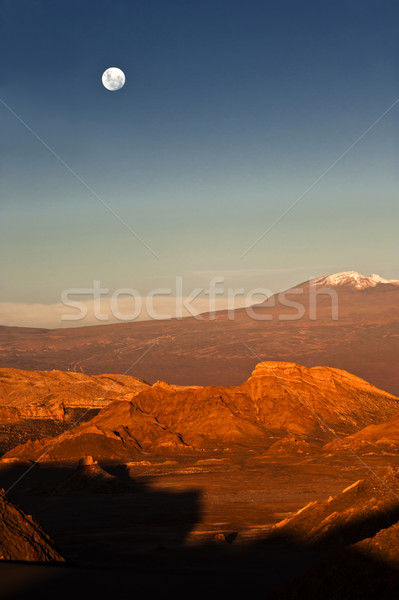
[3,361,399,463]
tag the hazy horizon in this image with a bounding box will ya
[1,0,399,327]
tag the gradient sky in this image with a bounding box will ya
[1,0,399,322]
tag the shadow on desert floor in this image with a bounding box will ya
[1,461,399,599]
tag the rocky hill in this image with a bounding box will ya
[3,361,399,462]
[0,368,149,453]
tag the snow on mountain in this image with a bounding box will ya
[312,271,399,290]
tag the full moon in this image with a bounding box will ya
[102,67,125,91]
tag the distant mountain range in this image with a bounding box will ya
[0,270,398,394]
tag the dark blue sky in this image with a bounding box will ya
[1,0,399,318]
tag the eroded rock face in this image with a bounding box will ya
[0,492,64,562]
[3,362,399,463]
[0,368,150,453]
[354,520,399,567]
[269,466,399,548]
[324,412,399,456]
[0,368,150,417]
[269,467,399,599]
[243,362,399,435]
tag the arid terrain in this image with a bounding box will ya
[4,0,399,592]
[1,273,399,395]
[3,453,399,597]
[1,273,399,596]
[1,354,399,597]
[0,368,149,454]
[1,360,399,463]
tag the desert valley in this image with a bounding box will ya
[1,272,399,597]
[3,2,398,596]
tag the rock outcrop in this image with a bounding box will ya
[324,412,399,455]
[52,456,128,494]
[0,491,64,562]
[269,465,399,547]
[0,368,150,453]
[3,362,399,462]
[269,467,399,599]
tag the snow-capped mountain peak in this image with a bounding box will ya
[312,271,399,289]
